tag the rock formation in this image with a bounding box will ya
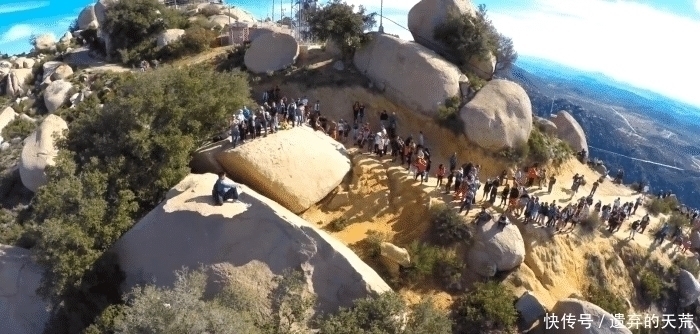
[550,298,632,334]
[111,173,391,313]
[5,69,33,97]
[157,29,185,48]
[468,219,525,277]
[44,80,73,113]
[33,34,56,52]
[678,269,700,307]
[459,79,533,150]
[19,115,68,192]
[380,242,411,267]
[0,107,18,144]
[353,33,463,117]
[12,57,35,69]
[467,52,497,80]
[50,64,74,81]
[551,110,588,153]
[0,244,50,334]
[78,4,99,30]
[244,33,299,73]
[216,126,350,213]
[535,116,558,135]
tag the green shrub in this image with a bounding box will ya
[1,117,36,141]
[306,0,377,58]
[464,71,486,90]
[645,197,678,216]
[329,217,351,231]
[579,214,601,234]
[404,241,440,283]
[430,204,472,246]
[365,229,387,258]
[584,284,628,316]
[527,126,550,162]
[198,4,222,17]
[671,256,700,277]
[639,271,663,302]
[667,212,690,227]
[434,249,464,290]
[435,96,463,134]
[452,281,518,333]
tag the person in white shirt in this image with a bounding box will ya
[213,172,246,205]
[382,136,390,157]
[374,132,383,155]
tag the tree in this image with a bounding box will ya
[306,0,377,58]
[493,33,518,74]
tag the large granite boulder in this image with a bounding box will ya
[5,69,32,97]
[216,126,350,213]
[0,244,50,334]
[535,116,558,135]
[44,80,73,113]
[156,29,185,48]
[33,34,56,52]
[549,298,632,334]
[407,0,476,54]
[244,33,299,73]
[678,269,700,307]
[468,218,525,277]
[111,173,391,313]
[41,61,66,82]
[50,64,73,81]
[78,4,99,30]
[0,107,18,144]
[551,110,588,153]
[19,115,68,192]
[459,79,532,151]
[353,33,462,117]
[95,0,118,26]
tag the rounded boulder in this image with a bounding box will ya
[459,79,533,151]
[43,80,73,113]
[467,218,525,276]
[551,110,588,152]
[244,33,299,74]
[550,298,632,334]
[407,0,476,55]
[19,115,68,192]
[78,4,98,30]
[678,269,700,307]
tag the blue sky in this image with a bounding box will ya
[3,0,700,108]
[0,0,93,55]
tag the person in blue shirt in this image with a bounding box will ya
[213,172,240,205]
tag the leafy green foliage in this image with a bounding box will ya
[160,26,217,60]
[645,196,679,215]
[452,281,518,333]
[435,96,463,134]
[639,271,663,301]
[104,0,187,64]
[1,117,36,140]
[317,292,451,334]
[365,229,388,258]
[526,126,572,164]
[306,0,377,57]
[584,284,628,316]
[429,204,472,246]
[402,242,463,290]
[27,66,252,331]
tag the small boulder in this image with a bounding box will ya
[380,242,411,266]
[0,61,10,80]
[216,126,350,214]
[19,115,68,192]
[678,269,700,307]
[354,33,462,116]
[112,173,391,314]
[157,29,185,48]
[459,79,533,151]
[78,4,98,30]
[12,57,32,69]
[551,110,588,152]
[50,64,74,81]
[43,80,73,113]
[468,218,525,276]
[535,116,558,135]
[244,33,299,74]
[33,34,56,52]
[59,32,73,46]
[0,244,50,334]
[0,107,18,143]
[41,61,63,82]
[550,298,632,334]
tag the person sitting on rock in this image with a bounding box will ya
[213,172,241,205]
[474,207,492,224]
[497,214,510,230]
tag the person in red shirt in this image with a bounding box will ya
[436,164,446,188]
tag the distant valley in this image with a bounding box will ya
[506,57,700,208]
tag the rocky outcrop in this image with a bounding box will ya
[678,269,700,307]
[216,126,350,213]
[5,69,32,97]
[467,52,497,80]
[44,80,73,113]
[407,0,476,54]
[95,0,118,26]
[225,7,256,22]
[550,298,632,334]
[468,218,525,277]
[0,244,50,334]
[78,4,99,30]
[691,231,700,250]
[19,115,68,192]
[0,107,18,144]
[353,33,462,117]
[459,79,533,150]
[244,32,299,74]
[12,57,34,69]
[156,29,185,48]
[112,173,391,313]
[41,61,68,83]
[535,116,558,135]
[50,64,73,81]
[33,34,56,52]
[551,110,588,153]
[59,32,73,46]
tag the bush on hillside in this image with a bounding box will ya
[328,217,351,231]
[316,292,452,334]
[402,241,464,290]
[671,256,700,277]
[27,66,252,332]
[667,212,690,227]
[306,0,377,58]
[584,284,628,316]
[645,196,679,216]
[1,117,36,141]
[579,214,602,234]
[161,26,217,60]
[452,281,518,333]
[436,96,463,134]
[430,204,473,246]
[639,271,664,302]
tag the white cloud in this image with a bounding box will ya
[487,0,700,107]
[696,0,700,13]
[0,1,49,14]
[0,24,33,44]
